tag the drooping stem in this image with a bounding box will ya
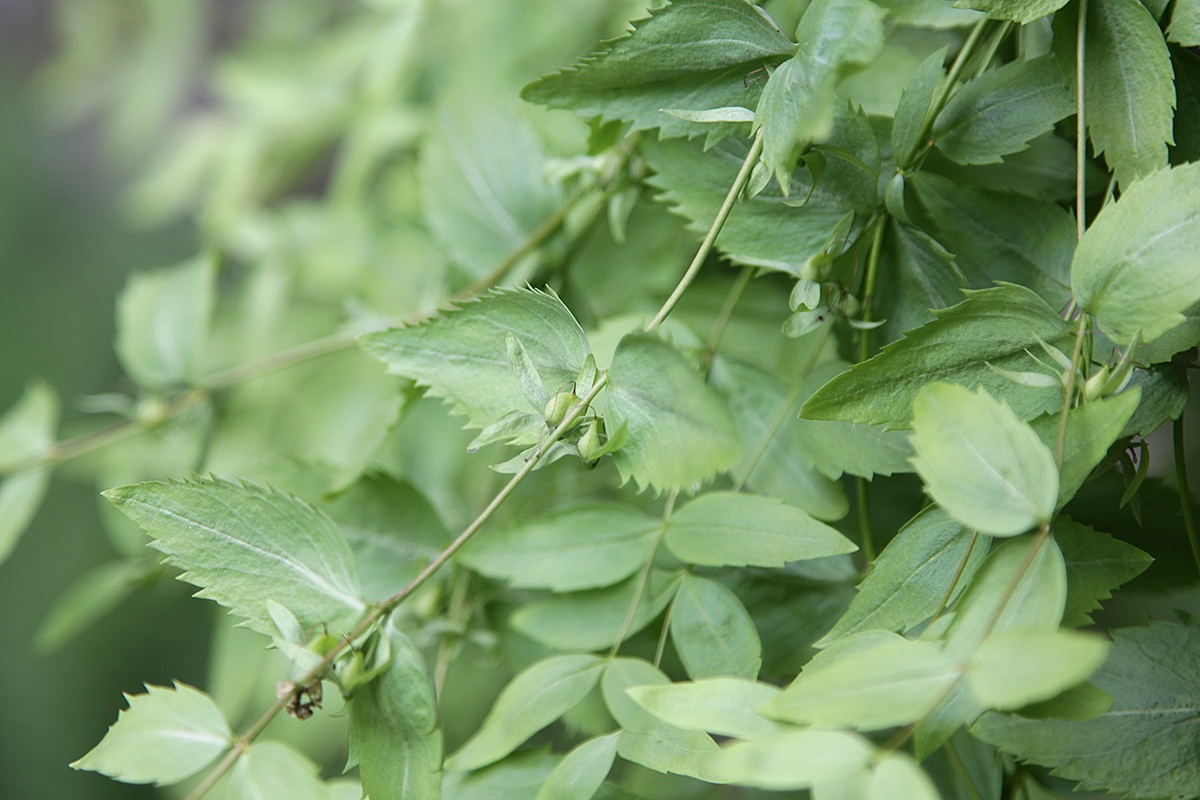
[1173,414,1200,576]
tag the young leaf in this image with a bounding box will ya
[967,629,1109,710]
[71,681,231,785]
[933,55,1073,165]
[348,622,442,800]
[459,503,658,592]
[115,255,215,388]
[820,507,989,644]
[910,383,1058,536]
[670,573,762,680]
[361,287,591,433]
[801,284,1072,429]
[626,678,782,739]
[220,741,329,800]
[103,476,366,636]
[1071,161,1200,346]
[420,108,561,277]
[707,728,875,789]
[1054,519,1153,627]
[446,654,605,772]
[1052,0,1176,187]
[0,381,58,567]
[602,658,720,780]
[521,0,796,140]
[663,491,856,568]
[1028,389,1140,507]
[533,732,618,800]
[604,333,739,492]
[973,620,1200,799]
[762,631,961,730]
[892,47,947,167]
[951,0,1067,23]
[510,570,681,651]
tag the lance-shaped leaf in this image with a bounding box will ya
[447,654,605,772]
[707,728,875,789]
[1071,162,1200,346]
[521,0,796,140]
[0,381,58,567]
[819,507,989,645]
[627,678,783,740]
[892,47,946,167]
[663,491,855,567]
[801,284,1072,429]
[755,0,884,189]
[349,622,442,800]
[910,383,1058,537]
[763,631,962,730]
[104,477,366,635]
[459,503,659,592]
[1054,519,1152,628]
[116,255,215,389]
[952,0,1068,23]
[1052,0,1176,187]
[973,620,1200,799]
[72,682,232,785]
[534,732,618,800]
[933,55,1073,165]
[605,333,739,492]
[967,629,1109,710]
[361,288,591,434]
[671,573,762,680]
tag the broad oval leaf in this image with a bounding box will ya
[103,476,366,636]
[670,573,762,679]
[446,654,605,771]
[459,503,658,591]
[707,728,874,789]
[1071,162,1200,346]
[71,681,231,785]
[626,678,782,739]
[663,491,856,568]
[910,383,1058,536]
[967,629,1109,710]
[534,732,619,800]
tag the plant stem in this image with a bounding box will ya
[644,129,764,333]
[702,265,755,372]
[1173,414,1200,576]
[1076,0,1089,241]
[858,215,887,363]
[610,492,675,659]
[1055,315,1088,469]
[856,477,876,563]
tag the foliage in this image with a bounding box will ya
[6,0,1200,798]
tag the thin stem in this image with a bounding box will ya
[1173,414,1200,576]
[609,492,676,660]
[1076,0,1089,241]
[643,129,764,333]
[702,266,755,372]
[856,477,876,563]
[943,739,985,800]
[653,588,681,669]
[930,529,980,623]
[858,215,887,363]
[973,21,1011,79]
[1055,315,1088,469]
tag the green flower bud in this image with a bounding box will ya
[544,390,578,427]
[1083,365,1110,402]
[577,416,606,463]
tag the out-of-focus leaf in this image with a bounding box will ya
[707,728,874,789]
[1053,519,1153,627]
[35,559,146,652]
[627,678,782,739]
[116,256,214,389]
[670,573,762,679]
[967,629,1109,710]
[534,732,618,800]
[216,741,328,800]
[0,381,58,567]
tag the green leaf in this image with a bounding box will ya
[35,559,144,652]
[944,536,1067,658]
[968,629,1109,710]
[443,751,557,800]
[115,255,215,388]
[521,0,796,140]
[709,359,850,519]
[604,333,739,492]
[1053,519,1152,627]
[910,383,1058,536]
[670,573,762,680]
[72,681,232,785]
[820,507,990,644]
[0,381,58,567]
[534,732,618,800]
[645,105,879,274]
[869,753,940,800]
[933,55,1073,165]
[892,47,947,167]
[219,742,329,800]
[1169,0,1200,44]
[447,654,605,772]
[756,0,885,188]
[1028,390,1140,507]
[951,0,1068,22]
[420,108,561,277]
[707,728,874,789]
[802,284,1072,429]
[460,503,658,592]
[362,288,591,434]
[511,570,681,652]
[873,218,966,345]
[1071,162,1200,346]
[663,491,856,568]
[349,621,442,800]
[602,658,720,780]
[626,678,782,739]
[763,631,961,730]
[972,620,1200,799]
[103,476,366,636]
[1052,0,1176,187]
[911,172,1075,309]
